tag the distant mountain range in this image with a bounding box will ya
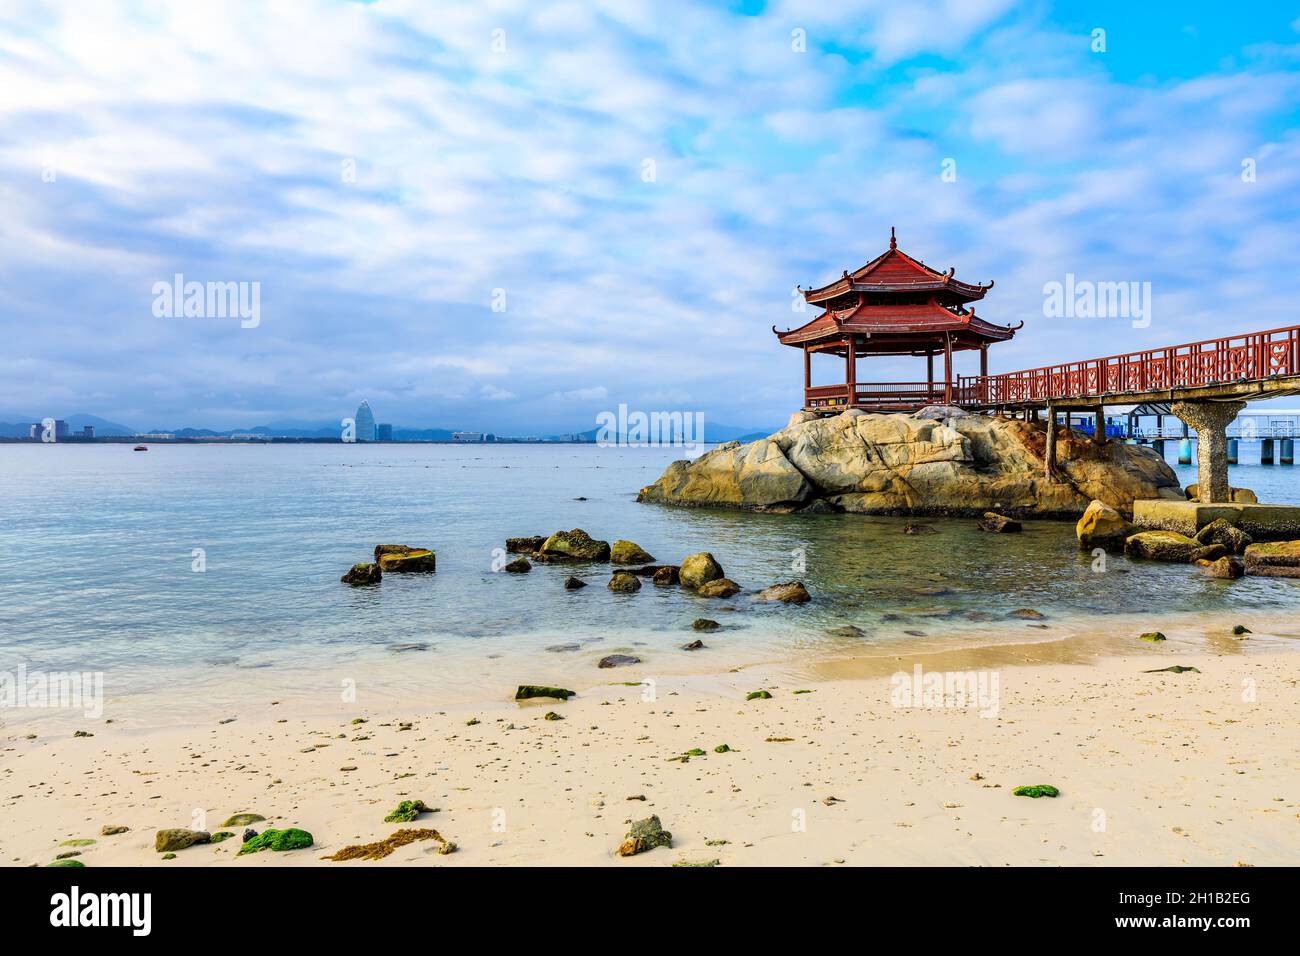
[1,414,774,443]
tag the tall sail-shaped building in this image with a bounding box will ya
[354,401,377,442]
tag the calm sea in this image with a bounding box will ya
[1,441,1298,707]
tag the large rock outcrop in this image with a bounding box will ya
[637,409,1181,517]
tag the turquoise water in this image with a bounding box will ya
[0,442,1298,701]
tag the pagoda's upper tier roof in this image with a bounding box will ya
[801,231,992,305]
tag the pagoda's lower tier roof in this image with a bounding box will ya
[775,300,1019,349]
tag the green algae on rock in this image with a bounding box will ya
[746,690,773,700]
[1013,785,1060,798]
[373,544,436,573]
[539,528,611,561]
[617,815,672,857]
[611,539,655,564]
[341,562,381,585]
[47,859,86,867]
[155,829,210,852]
[1139,632,1167,642]
[384,800,434,823]
[236,827,313,855]
[679,552,725,589]
[515,685,575,701]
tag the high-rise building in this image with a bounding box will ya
[54,420,69,439]
[29,423,43,440]
[354,401,376,442]
[376,423,393,441]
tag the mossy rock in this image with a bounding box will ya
[1124,530,1197,562]
[341,562,382,585]
[746,690,773,701]
[48,859,86,867]
[504,557,531,573]
[683,748,706,757]
[1013,785,1059,798]
[611,540,655,564]
[1139,632,1167,642]
[692,618,719,631]
[697,578,741,598]
[679,552,724,589]
[714,744,731,753]
[616,815,672,857]
[540,528,611,561]
[236,827,314,855]
[515,685,575,701]
[384,800,433,823]
[544,711,564,721]
[374,545,436,573]
[59,838,96,847]
[209,831,236,844]
[155,828,210,853]
[754,581,811,604]
[607,571,641,593]
[221,812,266,828]
[1144,665,1201,674]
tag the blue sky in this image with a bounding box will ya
[2,0,1299,432]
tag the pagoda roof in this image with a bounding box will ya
[775,298,1021,349]
[801,229,992,305]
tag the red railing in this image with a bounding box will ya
[806,382,976,410]
[959,324,1300,406]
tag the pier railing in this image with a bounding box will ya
[959,324,1300,405]
[806,382,976,411]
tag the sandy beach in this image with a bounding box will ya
[4,628,1296,868]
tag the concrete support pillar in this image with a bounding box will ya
[1093,406,1106,445]
[1227,438,1238,465]
[1152,439,1165,459]
[1283,438,1295,466]
[1261,438,1274,465]
[1170,400,1247,503]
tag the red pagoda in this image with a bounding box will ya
[774,228,1021,412]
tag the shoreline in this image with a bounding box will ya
[3,617,1297,867]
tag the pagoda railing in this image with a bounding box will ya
[805,382,977,411]
[960,324,1300,406]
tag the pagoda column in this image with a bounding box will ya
[943,334,953,405]
[803,345,811,400]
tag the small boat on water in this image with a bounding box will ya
[133,445,148,452]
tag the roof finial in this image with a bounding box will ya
[889,225,896,249]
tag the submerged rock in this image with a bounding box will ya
[598,654,641,668]
[617,815,672,857]
[540,528,611,561]
[611,540,655,564]
[506,535,546,554]
[754,581,811,604]
[977,512,1021,533]
[341,563,381,585]
[374,545,436,573]
[697,578,740,598]
[682,639,705,650]
[902,522,938,534]
[504,557,531,573]
[692,618,720,631]
[652,565,681,586]
[637,412,1179,516]
[1201,556,1244,579]
[679,552,725,589]
[1076,499,1132,550]
[1125,530,1197,562]
[563,575,587,590]
[608,571,641,592]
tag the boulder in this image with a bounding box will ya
[540,529,611,561]
[506,536,546,554]
[155,829,210,853]
[1243,540,1300,578]
[1186,483,1258,504]
[504,557,531,573]
[1124,530,1198,562]
[1189,544,1228,564]
[1194,518,1253,555]
[616,815,672,857]
[638,412,1180,515]
[652,565,680,586]
[1201,556,1245,580]
[679,552,725,589]
[697,578,740,598]
[607,571,642,593]
[515,685,575,700]
[341,563,381,585]
[374,545,436,573]
[563,576,587,590]
[977,512,1021,533]
[682,639,705,650]
[1076,500,1132,550]
[611,540,655,564]
[754,581,811,604]
[692,619,719,631]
